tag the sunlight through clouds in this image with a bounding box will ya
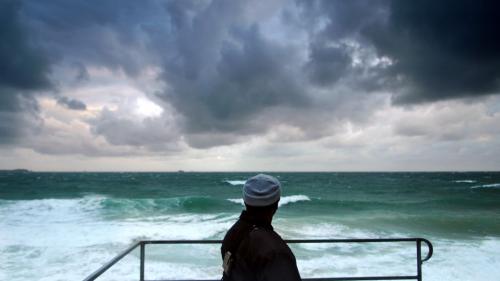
[135,98,163,118]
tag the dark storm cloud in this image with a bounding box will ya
[2,0,500,152]
[297,0,387,38]
[56,97,87,111]
[303,0,500,103]
[21,0,165,76]
[151,0,312,148]
[305,43,351,87]
[0,0,50,144]
[161,21,308,136]
[362,0,500,103]
[294,0,394,96]
[0,1,50,90]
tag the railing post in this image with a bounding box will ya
[140,242,145,281]
[416,239,422,281]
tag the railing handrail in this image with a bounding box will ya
[82,241,141,281]
[83,238,433,281]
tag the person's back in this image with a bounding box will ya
[221,174,301,281]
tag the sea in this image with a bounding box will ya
[1,172,499,281]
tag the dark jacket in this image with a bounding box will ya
[221,211,301,281]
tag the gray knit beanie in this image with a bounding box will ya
[243,174,281,207]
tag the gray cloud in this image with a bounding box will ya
[73,62,89,82]
[57,96,87,111]
[186,132,245,149]
[0,94,41,144]
[0,0,51,144]
[90,108,182,152]
[393,101,500,142]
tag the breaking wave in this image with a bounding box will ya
[471,183,500,189]
[280,195,311,206]
[227,195,311,207]
[224,180,246,186]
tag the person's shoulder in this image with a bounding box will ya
[247,227,289,255]
[245,227,298,268]
[223,219,241,238]
[248,227,273,240]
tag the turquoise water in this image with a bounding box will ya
[1,172,500,280]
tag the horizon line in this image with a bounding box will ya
[2,169,499,173]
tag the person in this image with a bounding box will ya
[221,174,301,281]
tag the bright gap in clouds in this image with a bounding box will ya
[134,98,163,118]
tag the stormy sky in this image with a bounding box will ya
[1,0,499,171]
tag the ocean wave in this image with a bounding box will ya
[224,180,246,186]
[454,180,477,183]
[98,196,238,216]
[0,195,241,225]
[227,195,311,207]
[1,199,238,248]
[0,196,105,224]
[471,183,500,189]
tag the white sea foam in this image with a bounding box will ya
[0,196,239,281]
[224,180,246,186]
[470,183,500,189]
[277,223,500,281]
[296,245,415,278]
[228,195,311,207]
[277,221,375,240]
[453,180,477,183]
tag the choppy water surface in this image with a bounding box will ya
[1,172,499,281]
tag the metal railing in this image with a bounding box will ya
[83,238,433,281]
